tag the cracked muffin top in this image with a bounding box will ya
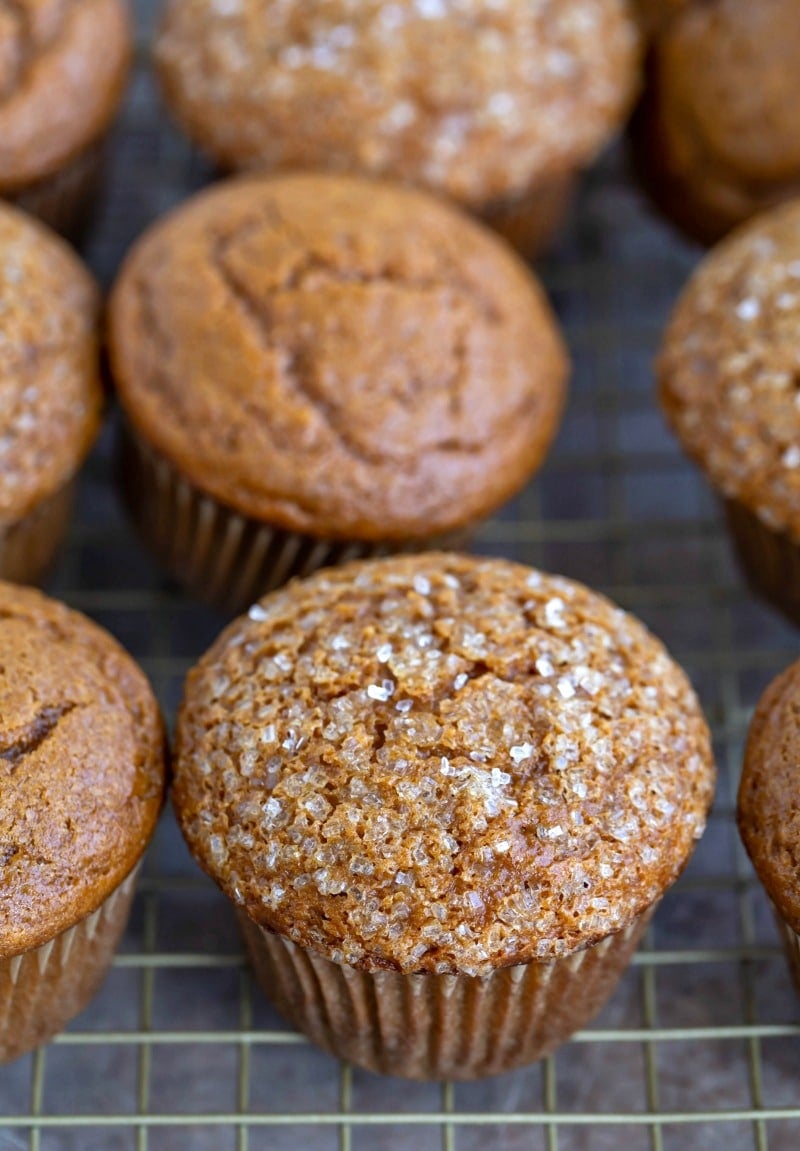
[155,0,641,210]
[739,660,800,934]
[174,553,715,976]
[0,202,103,521]
[0,0,132,192]
[109,173,568,541]
[0,582,166,957]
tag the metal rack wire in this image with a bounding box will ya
[1,4,799,1149]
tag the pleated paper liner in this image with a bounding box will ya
[775,911,800,996]
[9,138,107,242]
[0,865,139,1064]
[723,498,800,627]
[0,480,75,587]
[238,908,653,1081]
[119,425,472,616]
[481,170,576,262]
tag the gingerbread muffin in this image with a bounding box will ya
[174,553,715,1080]
[659,200,800,625]
[739,660,800,994]
[0,582,166,1063]
[109,173,568,614]
[0,202,103,585]
[154,0,642,258]
[0,0,132,237]
[632,0,800,244]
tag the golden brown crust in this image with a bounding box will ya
[0,582,167,958]
[0,202,103,520]
[109,173,569,541]
[659,200,800,542]
[739,661,800,935]
[154,0,641,210]
[174,554,715,976]
[0,0,131,192]
[632,0,800,243]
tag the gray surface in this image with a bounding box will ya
[1,3,799,1148]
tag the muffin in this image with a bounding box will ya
[109,173,569,615]
[0,582,166,1063]
[739,660,800,993]
[631,0,800,245]
[154,0,642,258]
[0,0,132,237]
[659,199,800,625]
[174,553,715,1080]
[0,202,103,585]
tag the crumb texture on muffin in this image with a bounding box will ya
[110,174,568,540]
[0,583,166,958]
[739,660,800,934]
[659,200,800,539]
[0,203,102,520]
[0,0,131,190]
[155,0,640,206]
[174,554,714,976]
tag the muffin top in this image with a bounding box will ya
[110,174,568,541]
[155,0,641,208]
[639,0,800,239]
[0,583,166,958]
[174,554,714,976]
[660,200,800,540]
[0,0,132,191]
[0,203,103,520]
[739,660,800,934]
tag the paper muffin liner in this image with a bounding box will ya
[0,480,76,587]
[9,138,107,240]
[774,911,800,995]
[0,864,139,1064]
[723,498,800,626]
[480,171,576,261]
[238,908,652,1081]
[118,424,473,616]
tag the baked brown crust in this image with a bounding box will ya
[0,582,166,958]
[154,0,641,210]
[109,173,569,541]
[0,0,131,192]
[659,200,800,543]
[739,661,800,934]
[174,554,715,976]
[0,202,102,520]
[632,0,800,243]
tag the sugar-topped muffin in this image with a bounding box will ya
[659,199,800,624]
[155,0,642,257]
[0,202,103,584]
[174,553,714,1078]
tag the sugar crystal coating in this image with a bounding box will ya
[156,0,640,208]
[174,554,715,976]
[660,200,800,539]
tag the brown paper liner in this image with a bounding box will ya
[0,865,139,1064]
[118,424,472,616]
[775,912,800,995]
[0,480,75,587]
[238,909,652,1080]
[8,138,107,241]
[723,498,800,626]
[480,172,576,262]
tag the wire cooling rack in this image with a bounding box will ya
[2,5,800,1150]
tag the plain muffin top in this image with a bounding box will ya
[0,0,132,191]
[155,0,641,208]
[174,553,715,976]
[109,173,568,541]
[739,660,800,934]
[641,0,800,235]
[0,582,166,958]
[659,200,800,540]
[0,202,103,520]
